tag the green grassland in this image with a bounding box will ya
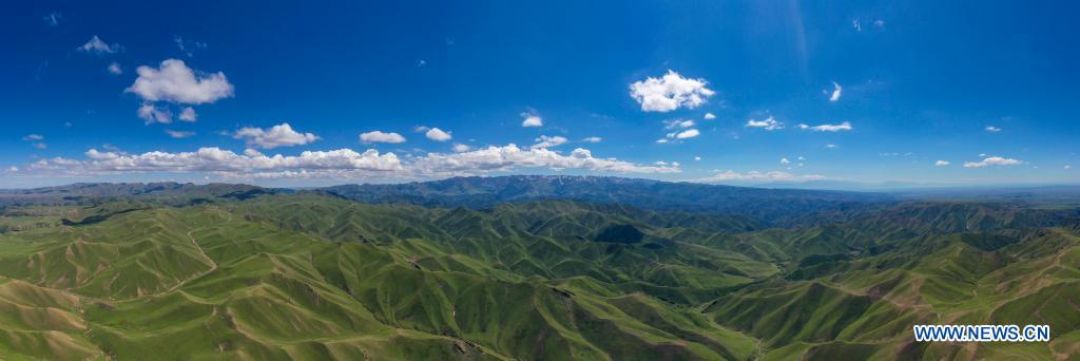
[0,181,1076,360]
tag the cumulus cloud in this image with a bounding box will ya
[359,131,406,144]
[532,135,568,149]
[629,70,715,112]
[425,127,452,142]
[234,123,319,149]
[963,156,1022,168]
[521,112,543,127]
[107,62,122,75]
[165,130,196,139]
[582,136,602,143]
[745,116,783,130]
[985,125,1002,133]
[29,147,402,175]
[703,112,716,120]
[451,143,471,153]
[697,170,826,183]
[20,143,679,180]
[178,107,197,122]
[798,121,853,132]
[77,35,120,54]
[126,59,234,104]
[829,82,842,102]
[137,103,172,124]
[413,145,679,175]
[780,157,791,165]
[935,160,950,167]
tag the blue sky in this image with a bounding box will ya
[2,0,1078,188]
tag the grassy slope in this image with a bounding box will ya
[0,194,1075,360]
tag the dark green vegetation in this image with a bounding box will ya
[0,177,1077,360]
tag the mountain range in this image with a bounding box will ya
[0,176,1076,360]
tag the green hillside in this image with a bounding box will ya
[0,178,1076,360]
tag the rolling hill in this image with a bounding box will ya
[0,176,1075,360]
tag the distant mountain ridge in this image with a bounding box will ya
[319,175,894,225]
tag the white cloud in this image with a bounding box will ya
[137,103,172,124]
[178,107,197,122]
[825,144,838,149]
[234,123,319,149]
[107,62,122,75]
[425,127,452,142]
[799,121,853,132]
[659,128,700,143]
[745,116,783,130]
[963,156,1022,168]
[853,19,863,32]
[20,143,679,180]
[673,129,699,139]
[451,143,471,153]
[22,134,44,141]
[780,157,791,165]
[664,119,695,129]
[985,125,1002,133]
[532,135,568,149]
[359,131,406,144]
[126,59,234,104]
[33,143,47,150]
[521,112,543,127]
[77,35,120,54]
[582,136,602,143]
[629,70,715,112]
[30,147,402,175]
[935,160,950,167]
[874,19,886,29]
[829,82,842,102]
[703,112,716,120]
[697,170,826,183]
[165,130,196,139]
[694,156,701,161]
[412,144,680,175]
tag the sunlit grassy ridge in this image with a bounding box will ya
[0,179,1076,360]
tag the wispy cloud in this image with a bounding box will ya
[697,170,825,183]
[77,35,121,54]
[798,121,853,132]
[963,156,1022,168]
[935,160,950,166]
[107,62,123,75]
[829,82,842,102]
[985,125,1002,133]
[165,130,196,139]
[745,116,783,131]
